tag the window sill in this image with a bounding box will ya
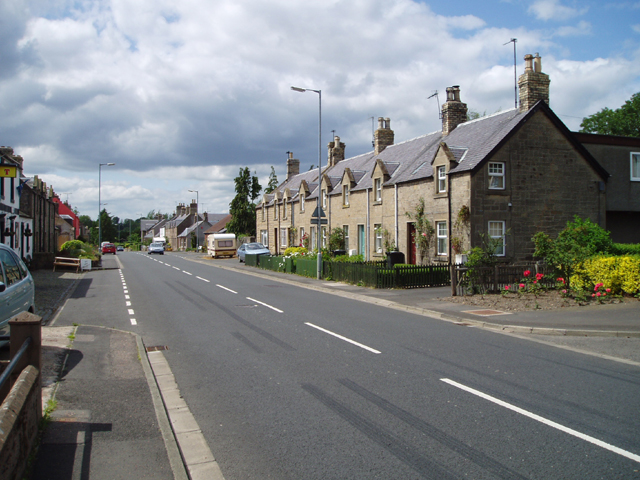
[373,200,382,206]
[343,204,350,208]
[433,193,447,199]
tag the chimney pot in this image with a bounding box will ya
[533,52,542,73]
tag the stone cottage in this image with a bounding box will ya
[256,54,611,263]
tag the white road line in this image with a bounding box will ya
[126,301,132,306]
[130,319,137,325]
[197,276,210,283]
[125,295,130,299]
[246,297,283,312]
[128,309,135,315]
[216,284,237,294]
[173,266,180,270]
[183,271,193,275]
[305,322,381,354]
[440,378,640,464]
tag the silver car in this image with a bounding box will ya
[148,242,165,255]
[0,244,35,345]
[237,242,270,262]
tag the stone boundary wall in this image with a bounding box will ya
[0,366,41,480]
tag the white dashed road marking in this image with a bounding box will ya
[305,322,381,354]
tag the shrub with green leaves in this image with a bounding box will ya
[533,216,613,285]
[611,243,640,256]
[284,246,308,257]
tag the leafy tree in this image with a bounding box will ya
[532,216,613,286]
[580,92,640,137]
[78,215,95,228]
[265,166,279,194]
[328,227,346,252]
[227,167,262,237]
[98,209,118,243]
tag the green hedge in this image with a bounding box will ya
[570,255,640,295]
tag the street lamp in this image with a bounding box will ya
[291,86,322,280]
[188,189,199,251]
[98,163,115,246]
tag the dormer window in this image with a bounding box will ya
[437,166,447,193]
[343,185,350,206]
[283,199,287,219]
[275,204,278,220]
[301,194,305,212]
[322,189,327,208]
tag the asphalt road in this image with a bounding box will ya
[56,251,640,479]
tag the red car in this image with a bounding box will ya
[101,243,116,255]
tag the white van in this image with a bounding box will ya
[207,233,236,258]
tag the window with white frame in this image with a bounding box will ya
[436,221,447,256]
[300,194,305,212]
[275,204,278,220]
[321,226,327,248]
[343,225,349,251]
[632,153,640,181]
[374,224,382,253]
[280,227,287,247]
[260,230,268,245]
[488,162,505,189]
[322,189,327,208]
[262,204,265,221]
[311,226,317,250]
[488,221,506,256]
[283,200,287,219]
[374,178,382,201]
[343,185,349,206]
[299,227,305,246]
[437,166,447,193]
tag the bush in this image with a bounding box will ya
[533,216,613,285]
[59,240,97,259]
[333,254,365,263]
[570,255,640,295]
[284,246,308,257]
[611,243,640,256]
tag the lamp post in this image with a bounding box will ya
[291,86,322,280]
[98,163,115,246]
[188,189,199,251]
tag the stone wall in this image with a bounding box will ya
[469,110,605,261]
[0,366,41,480]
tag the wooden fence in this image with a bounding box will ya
[452,263,554,296]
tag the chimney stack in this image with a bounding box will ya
[442,86,468,136]
[518,53,550,111]
[327,135,345,167]
[374,117,394,155]
[286,151,300,180]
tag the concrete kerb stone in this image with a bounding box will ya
[184,255,639,339]
[135,332,190,480]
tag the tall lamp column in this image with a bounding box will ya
[188,189,199,251]
[98,162,115,246]
[291,86,322,280]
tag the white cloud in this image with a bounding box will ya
[554,20,593,37]
[528,0,588,21]
[1,0,638,221]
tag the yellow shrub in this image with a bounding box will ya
[570,255,640,294]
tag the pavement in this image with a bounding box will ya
[25,252,640,480]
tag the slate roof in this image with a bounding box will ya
[267,100,608,202]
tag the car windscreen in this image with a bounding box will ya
[246,244,265,250]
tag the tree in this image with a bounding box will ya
[99,209,118,243]
[227,167,262,237]
[580,92,640,137]
[265,166,279,194]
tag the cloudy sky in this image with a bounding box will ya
[2,0,639,222]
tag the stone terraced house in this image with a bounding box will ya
[256,54,620,264]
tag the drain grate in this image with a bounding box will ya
[146,345,169,352]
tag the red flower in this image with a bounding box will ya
[592,293,596,297]
[606,288,611,293]
[596,292,601,297]
[533,280,538,284]
[519,283,525,288]
[557,277,565,283]
[504,285,510,290]
[536,273,544,280]
[523,270,531,277]
[562,289,567,294]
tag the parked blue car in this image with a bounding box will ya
[0,244,35,346]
